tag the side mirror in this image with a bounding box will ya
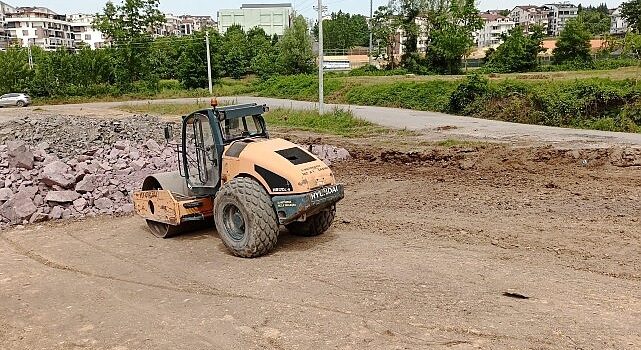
[164,124,173,142]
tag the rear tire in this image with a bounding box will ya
[214,177,279,258]
[16,101,24,107]
[286,207,336,237]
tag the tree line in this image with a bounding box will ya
[1,0,641,98]
[369,0,641,74]
[0,0,315,97]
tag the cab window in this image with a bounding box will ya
[220,116,264,142]
[184,113,218,187]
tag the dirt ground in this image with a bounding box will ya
[1,139,640,349]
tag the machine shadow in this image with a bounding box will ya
[169,225,338,256]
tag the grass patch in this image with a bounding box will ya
[435,139,486,148]
[32,78,256,106]
[117,103,391,138]
[265,108,389,137]
[119,101,211,116]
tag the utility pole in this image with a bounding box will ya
[27,40,33,69]
[205,31,213,94]
[316,0,324,114]
[369,0,373,66]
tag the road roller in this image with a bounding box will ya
[132,101,344,258]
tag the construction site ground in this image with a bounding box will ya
[1,101,640,350]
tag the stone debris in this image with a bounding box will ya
[45,190,81,203]
[0,115,351,229]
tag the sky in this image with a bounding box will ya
[6,0,626,18]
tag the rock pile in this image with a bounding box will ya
[0,115,170,159]
[0,114,351,229]
[0,139,177,229]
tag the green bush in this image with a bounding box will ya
[458,78,641,132]
[344,80,458,111]
[448,73,489,113]
[158,79,183,91]
[254,74,343,100]
[348,65,409,76]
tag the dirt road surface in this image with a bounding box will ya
[2,149,640,349]
[2,97,641,147]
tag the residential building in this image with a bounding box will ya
[610,7,628,35]
[5,6,74,50]
[544,3,578,36]
[510,5,548,33]
[154,13,182,37]
[217,3,292,36]
[476,12,515,48]
[179,15,216,35]
[0,1,16,48]
[68,13,106,49]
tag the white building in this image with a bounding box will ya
[476,12,515,48]
[179,15,216,35]
[218,3,292,36]
[610,7,628,35]
[544,3,578,36]
[0,1,16,48]
[154,13,182,37]
[5,6,74,50]
[510,5,548,33]
[68,13,106,49]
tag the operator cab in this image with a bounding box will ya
[173,100,270,195]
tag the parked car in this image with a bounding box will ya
[0,93,31,107]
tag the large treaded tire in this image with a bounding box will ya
[286,206,336,237]
[214,177,279,258]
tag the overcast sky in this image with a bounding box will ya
[6,0,625,18]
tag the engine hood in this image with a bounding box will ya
[221,138,337,195]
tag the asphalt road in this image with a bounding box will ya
[2,96,641,147]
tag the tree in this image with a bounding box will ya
[177,30,222,89]
[93,0,165,88]
[222,25,249,79]
[278,15,315,75]
[624,32,641,82]
[553,18,593,65]
[424,0,484,74]
[621,0,641,33]
[149,36,181,79]
[487,25,545,72]
[247,27,280,78]
[577,6,611,35]
[0,47,32,94]
[371,5,399,68]
[316,11,370,50]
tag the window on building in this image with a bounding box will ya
[85,34,91,40]
[22,30,28,36]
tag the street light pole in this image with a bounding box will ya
[205,31,213,94]
[369,0,373,66]
[317,0,324,115]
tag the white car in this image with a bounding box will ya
[0,93,31,107]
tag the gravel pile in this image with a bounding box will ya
[0,115,351,229]
[0,138,176,229]
[0,115,171,158]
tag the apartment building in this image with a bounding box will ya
[0,1,16,48]
[476,12,515,48]
[610,7,628,35]
[5,6,74,50]
[179,15,216,35]
[154,13,182,37]
[68,13,106,49]
[544,3,578,36]
[510,5,548,33]
[218,3,292,36]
